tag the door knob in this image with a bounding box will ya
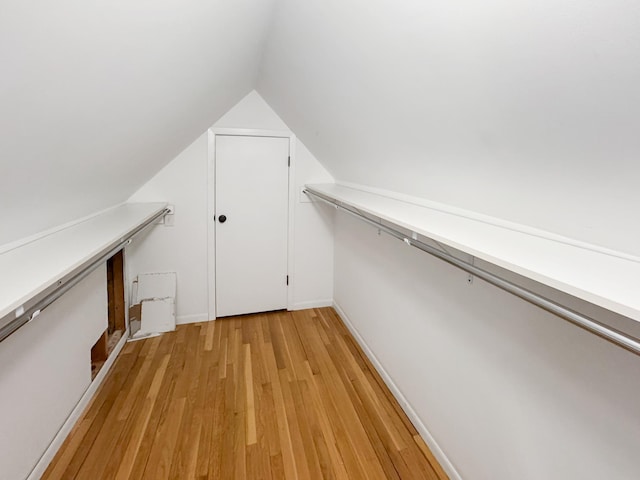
[218,215,227,223]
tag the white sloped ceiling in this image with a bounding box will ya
[0,0,275,244]
[257,0,640,254]
[4,0,639,254]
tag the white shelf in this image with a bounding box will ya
[306,183,640,322]
[0,203,167,323]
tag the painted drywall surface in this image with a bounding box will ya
[214,90,290,131]
[0,266,107,480]
[259,0,640,256]
[333,212,640,480]
[290,141,334,309]
[128,134,209,324]
[127,91,334,320]
[0,0,275,246]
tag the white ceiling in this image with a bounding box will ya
[257,0,640,254]
[0,0,275,244]
[3,0,639,253]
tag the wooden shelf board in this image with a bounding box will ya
[306,183,640,322]
[0,203,167,323]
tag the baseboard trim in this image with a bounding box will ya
[288,299,334,311]
[27,328,130,480]
[332,302,463,480]
[177,312,210,325]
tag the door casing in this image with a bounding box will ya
[207,128,296,320]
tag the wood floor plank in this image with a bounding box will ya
[291,379,325,479]
[42,307,448,480]
[61,353,146,478]
[196,349,220,477]
[143,396,186,479]
[327,308,420,437]
[44,345,142,479]
[99,339,174,480]
[207,375,227,479]
[244,344,257,446]
[42,417,94,480]
[115,354,171,479]
[414,434,450,480]
[278,369,312,480]
[127,337,182,480]
[169,324,207,480]
[301,361,350,480]
[220,368,236,479]
[264,344,298,479]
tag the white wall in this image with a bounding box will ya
[0,267,107,480]
[259,0,640,256]
[128,135,210,324]
[257,3,640,476]
[127,91,334,321]
[289,143,334,309]
[0,0,275,246]
[333,212,640,480]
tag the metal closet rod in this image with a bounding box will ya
[0,207,170,344]
[303,188,640,357]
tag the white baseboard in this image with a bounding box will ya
[177,312,210,325]
[27,328,130,480]
[288,299,334,311]
[332,302,463,480]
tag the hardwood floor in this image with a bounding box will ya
[43,307,448,479]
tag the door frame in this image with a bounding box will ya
[207,128,296,320]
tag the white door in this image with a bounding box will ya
[215,135,290,317]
